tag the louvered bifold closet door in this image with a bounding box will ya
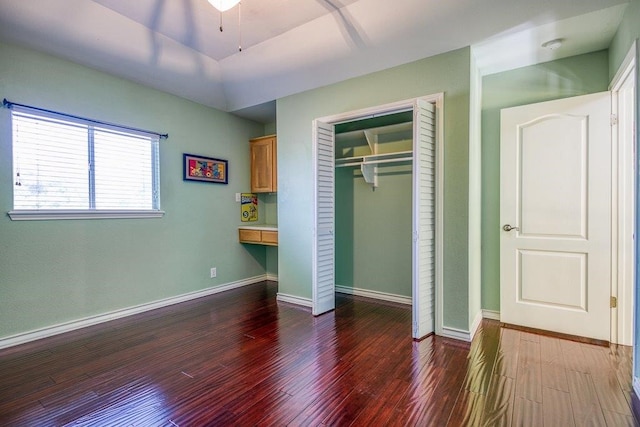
[412,99,436,339]
[313,120,336,315]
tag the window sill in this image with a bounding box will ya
[8,210,165,221]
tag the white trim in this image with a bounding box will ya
[434,94,445,338]
[277,293,313,308]
[0,275,267,350]
[469,310,483,340]
[316,97,416,124]
[610,40,637,346]
[316,94,444,128]
[266,273,279,282]
[312,119,320,315]
[313,93,445,338]
[482,309,501,320]
[8,209,165,221]
[440,326,472,342]
[468,53,483,342]
[335,285,412,305]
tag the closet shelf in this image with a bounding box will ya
[335,150,413,188]
[335,150,413,168]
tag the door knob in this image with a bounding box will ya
[503,224,519,232]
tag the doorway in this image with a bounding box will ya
[334,110,414,308]
[311,94,444,340]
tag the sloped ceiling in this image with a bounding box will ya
[0,0,630,123]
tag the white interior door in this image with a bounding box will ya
[412,99,436,339]
[500,92,612,341]
[312,120,335,315]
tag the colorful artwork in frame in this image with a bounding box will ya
[183,153,228,184]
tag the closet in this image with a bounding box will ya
[334,112,414,303]
[312,97,439,340]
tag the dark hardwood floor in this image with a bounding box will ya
[0,281,636,426]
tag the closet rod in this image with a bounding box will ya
[335,157,413,168]
[335,150,413,164]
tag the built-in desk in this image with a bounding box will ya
[238,225,278,246]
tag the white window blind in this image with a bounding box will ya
[9,105,162,219]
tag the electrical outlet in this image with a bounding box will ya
[235,193,241,202]
[210,267,217,278]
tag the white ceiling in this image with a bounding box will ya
[0,0,630,123]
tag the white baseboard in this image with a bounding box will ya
[276,293,312,308]
[440,311,500,343]
[335,285,412,305]
[440,326,472,342]
[0,275,268,350]
[266,273,279,282]
[482,309,500,320]
[470,310,483,340]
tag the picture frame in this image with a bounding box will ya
[183,153,228,184]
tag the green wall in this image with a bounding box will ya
[480,50,610,312]
[264,122,277,136]
[609,0,639,79]
[262,192,278,277]
[0,41,266,340]
[277,48,471,330]
[262,123,278,278]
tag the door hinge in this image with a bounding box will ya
[610,114,618,126]
[610,296,618,308]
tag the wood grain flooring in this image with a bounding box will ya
[0,281,636,426]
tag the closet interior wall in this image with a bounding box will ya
[334,115,414,300]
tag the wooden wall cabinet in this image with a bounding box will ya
[250,135,277,193]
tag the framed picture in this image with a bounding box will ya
[183,153,228,184]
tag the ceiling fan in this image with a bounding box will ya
[207,0,242,50]
[207,0,240,12]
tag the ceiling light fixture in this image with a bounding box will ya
[541,38,563,50]
[207,0,242,51]
[207,0,240,12]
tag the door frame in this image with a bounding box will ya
[312,93,445,337]
[610,40,637,346]
[497,45,637,344]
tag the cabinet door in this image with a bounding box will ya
[250,136,276,193]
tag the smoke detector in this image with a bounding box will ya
[541,39,563,50]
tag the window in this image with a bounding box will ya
[8,104,163,220]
